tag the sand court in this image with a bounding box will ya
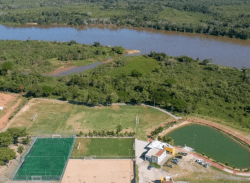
[62,159,134,183]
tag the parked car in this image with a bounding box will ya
[196,159,202,164]
[204,163,211,168]
[199,160,206,165]
[172,160,178,164]
[176,156,183,159]
[180,152,187,156]
[166,164,173,168]
[147,165,152,170]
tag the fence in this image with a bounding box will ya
[11,136,38,180]
[34,130,76,138]
[60,136,77,180]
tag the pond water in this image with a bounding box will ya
[167,124,250,168]
[0,25,250,68]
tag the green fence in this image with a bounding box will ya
[13,138,74,181]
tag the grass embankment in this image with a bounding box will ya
[10,99,173,140]
[105,56,160,77]
[71,138,135,158]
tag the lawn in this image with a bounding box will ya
[105,56,160,77]
[71,138,135,158]
[10,99,173,140]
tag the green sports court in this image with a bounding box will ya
[13,138,75,181]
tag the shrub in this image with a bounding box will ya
[22,136,31,145]
[225,162,229,166]
[17,146,24,154]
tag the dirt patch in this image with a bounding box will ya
[67,113,84,130]
[0,93,22,131]
[121,128,134,133]
[159,121,190,137]
[111,105,120,110]
[61,159,134,183]
[47,62,74,76]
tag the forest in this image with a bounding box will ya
[0,40,250,130]
[0,0,249,39]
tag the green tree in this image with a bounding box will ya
[22,136,31,145]
[0,132,14,147]
[0,147,16,165]
[162,135,174,145]
[112,46,124,54]
[93,42,101,47]
[107,92,118,104]
[7,128,27,144]
[116,125,122,134]
[131,69,142,77]
[42,85,54,96]
[17,146,24,154]
[0,61,13,75]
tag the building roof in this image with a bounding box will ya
[146,148,165,157]
[147,140,173,150]
[145,148,160,157]
[156,150,165,156]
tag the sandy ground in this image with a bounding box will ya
[61,159,134,183]
[158,121,190,137]
[0,93,21,130]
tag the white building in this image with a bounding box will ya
[145,140,173,164]
[0,107,3,110]
[145,148,166,164]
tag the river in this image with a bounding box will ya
[0,25,250,68]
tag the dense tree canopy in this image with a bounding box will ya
[0,40,249,131]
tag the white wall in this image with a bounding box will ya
[157,151,166,164]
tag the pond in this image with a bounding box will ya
[0,25,250,69]
[167,124,250,168]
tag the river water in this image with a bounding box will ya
[0,25,250,68]
[168,124,250,168]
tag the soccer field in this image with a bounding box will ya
[13,138,74,181]
[10,98,173,140]
[71,138,135,159]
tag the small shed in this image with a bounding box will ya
[0,107,3,110]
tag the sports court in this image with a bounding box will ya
[61,159,134,183]
[13,138,74,181]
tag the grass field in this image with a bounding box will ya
[71,138,135,158]
[14,138,74,181]
[105,56,160,77]
[10,99,173,140]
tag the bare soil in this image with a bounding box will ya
[61,159,134,183]
[0,93,21,130]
